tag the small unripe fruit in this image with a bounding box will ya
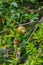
[17,25,26,34]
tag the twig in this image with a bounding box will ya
[39,1,43,4]
[24,8,39,13]
[29,17,43,39]
[0,28,10,34]
[23,7,43,13]
[38,17,43,23]
[18,17,43,63]
[0,17,43,35]
[20,17,43,49]
[0,21,40,34]
[0,25,18,34]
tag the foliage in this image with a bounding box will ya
[0,0,43,65]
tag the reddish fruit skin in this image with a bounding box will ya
[14,38,19,44]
